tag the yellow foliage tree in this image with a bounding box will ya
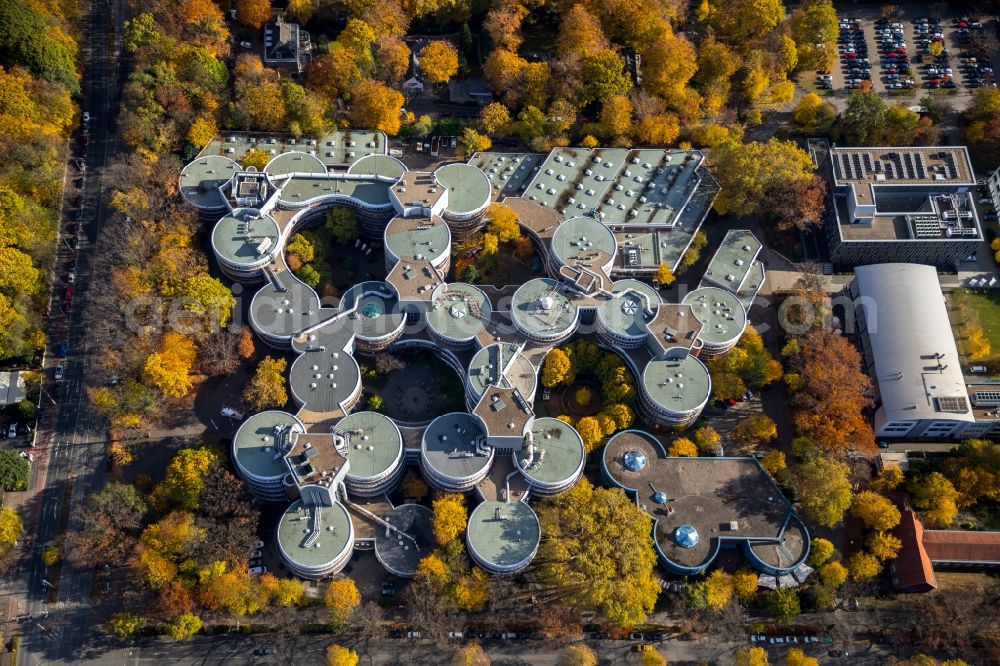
[459,128,491,159]
[576,416,604,454]
[0,507,22,548]
[760,450,786,477]
[325,578,361,625]
[733,568,758,602]
[327,644,359,666]
[144,332,197,398]
[486,203,521,243]
[808,538,834,567]
[419,41,459,84]
[847,551,881,582]
[482,232,499,256]
[867,531,902,561]
[574,386,594,406]
[187,116,216,149]
[235,0,271,29]
[668,437,698,457]
[850,491,901,532]
[635,114,681,145]
[478,103,511,136]
[705,569,733,611]
[541,348,572,387]
[785,648,818,666]
[735,646,769,666]
[640,647,667,666]
[241,149,271,170]
[654,263,675,286]
[154,446,218,511]
[349,79,404,135]
[454,568,489,612]
[415,552,449,581]
[243,356,288,410]
[818,561,847,588]
[432,494,468,546]
[870,465,904,493]
[560,645,597,666]
[452,642,490,666]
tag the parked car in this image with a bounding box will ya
[54,365,64,381]
[252,647,276,655]
[8,422,17,438]
[220,405,245,420]
[406,631,421,638]
[248,566,267,575]
[251,539,264,549]
[59,341,68,358]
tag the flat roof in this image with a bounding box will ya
[830,146,975,187]
[602,431,807,572]
[467,342,536,399]
[427,282,491,342]
[469,152,544,198]
[203,131,385,168]
[516,417,585,487]
[384,215,450,263]
[289,345,362,413]
[550,216,617,269]
[233,410,303,479]
[526,147,626,213]
[644,303,703,356]
[422,412,492,480]
[682,287,746,346]
[276,499,353,568]
[601,150,706,227]
[597,279,661,339]
[338,411,403,481]
[286,432,346,486]
[347,153,406,181]
[265,151,327,178]
[467,500,540,569]
[374,504,435,577]
[642,353,711,413]
[212,210,279,266]
[344,285,403,341]
[273,173,393,207]
[435,163,491,215]
[511,278,577,337]
[702,229,761,293]
[179,155,239,208]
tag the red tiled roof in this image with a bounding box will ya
[922,530,1000,564]
[892,507,937,591]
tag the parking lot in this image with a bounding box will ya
[818,11,1000,110]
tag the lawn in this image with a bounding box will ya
[951,289,1000,353]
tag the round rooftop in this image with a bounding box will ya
[264,150,327,179]
[233,410,303,480]
[374,504,435,578]
[384,215,451,264]
[422,412,492,482]
[212,209,280,267]
[510,278,578,340]
[642,353,712,415]
[348,153,407,181]
[276,499,353,571]
[427,282,492,343]
[675,524,699,548]
[467,500,540,572]
[289,348,362,413]
[179,154,239,209]
[515,418,585,488]
[597,279,661,339]
[467,342,536,401]
[435,163,491,216]
[682,287,747,347]
[550,216,617,269]
[341,282,403,341]
[339,411,403,482]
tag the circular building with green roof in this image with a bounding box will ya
[515,417,585,496]
[466,342,537,411]
[339,411,405,497]
[264,150,328,180]
[348,153,407,182]
[511,278,579,345]
[210,208,281,281]
[383,214,451,272]
[276,499,354,579]
[427,282,492,350]
[179,154,240,213]
[596,279,661,349]
[682,287,747,356]
[289,347,363,415]
[466,500,540,575]
[640,352,712,427]
[374,503,435,578]
[549,216,617,277]
[341,281,406,354]
[421,412,493,492]
[435,163,491,227]
[232,410,303,502]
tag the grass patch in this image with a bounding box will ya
[951,289,1000,353]
[887,89,918,96]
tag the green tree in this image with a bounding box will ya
[792,457,852,527]
[582,49,632,104]
[791,0,839,71]
[179,275,235,328]
[0,450,28,491]
[460,264,479,284]
[244,356,288,411]
[841,91,888,145]
[367,394,384,412]
[166,612,202,639]
[0,1,79,93]
[107,611,145,640]
[325,208,359,245]
[536,479,660,626]
[767,587,800,623]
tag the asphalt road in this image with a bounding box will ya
[13,0,127,662]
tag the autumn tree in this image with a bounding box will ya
[785,648,819,666]
[107,612,145,640]
[478,103,511,136]
[710,138,815,217]
[791,0,839,71]
[735,646,770,666]
[654,263,675,286]
[152,447,218,511]
[243,356,288,410]
[349,79,404,135]
[733,569,759,602]
[850,491,901,532]
[908,472,959,528]
[485,203,520,243]
[848,551,881,582]
[432,494,468,546]
[767,176,827,232]
[732,415,778,448]
[375,36,410,85]
[668,437,698,457]
[809,538,834,567]
[707,326,782,400]
[792,457,852,527]
[66,483,147,566]
[235,0,270,29]
[327,644,359,666]
[867,531,902,561]
[561,645,597,666]
[575,416,605,454]
[536,479,660,626]
[599,95,633,142]
[459,128,491,159]
[144,332,198,399]
[0,507,22,549]
[767,587,800,623]
[326,578,362,627]
[419,41,459,84]
[635,114,680,146]
[453,642,490,666]
[166,612,202,639]
[641,31,698,111]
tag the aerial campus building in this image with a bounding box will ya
[182,131,766,578]
[846,263,1000,440]
[819,142,983,269]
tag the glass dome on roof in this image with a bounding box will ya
[675,524,699,548]
[652,491,668,505]
[623,450,647,472]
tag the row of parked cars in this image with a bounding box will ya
[874,18,918,89]
[838,18,872,89]
[752,634,832,645]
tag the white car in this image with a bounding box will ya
[220,406,244,420]
[249,566,267,575]
[251,548,263,559]
[54,365,64,381]
[251,539,264,549]
[82,111,90,124]
[19,452,33,462]
[8,423,17,438]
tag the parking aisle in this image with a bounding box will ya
[861,19,885,93]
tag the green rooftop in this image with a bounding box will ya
[201,131,385,168]
[597,279,661,339]
[435,163,491,215]
[179,155,239,208]
[427,282,491,342]
[339,411,403,481]
[467,500,540,570]
[348,153,407,181]
[264,151,327,178]
[511,278,578,338]
[233,410,302,479]
[516,417,585,487]
[211,211,279,266]
[642,354,712,414]
[288,345,362,413]
[702,229,762,293]
[422,413,491,480]
[274,174,393,207]
[550,216,617,269]
[384,215,451,263]
[468,152,545,198]
[276,500,353,568]
[681,287,747,346]
[467,342,536,399]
